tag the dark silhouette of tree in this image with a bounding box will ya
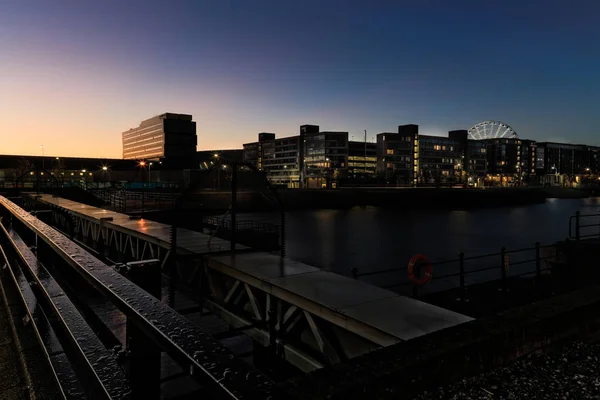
[14,157,34,187]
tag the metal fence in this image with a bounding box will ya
[353,242,559,299]
[203,215,280,235]
[569,211,600,240]
[0,195,282,399]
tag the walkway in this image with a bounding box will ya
[32,193,473,344]
[34,193,245,255]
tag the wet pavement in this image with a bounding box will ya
[413,342,600,400]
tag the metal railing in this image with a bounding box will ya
[203,216,280,235]
[0,195,283,399]
[352,242,560,301]
[569,211,600,240]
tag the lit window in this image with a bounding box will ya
[386,149,394,155]
[434,145,441,151]
[386,162,392,169]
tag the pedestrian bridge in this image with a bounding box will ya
[0,193,472,399]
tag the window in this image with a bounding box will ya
[386,162,392,169]
[386,149,394,155]
[434,145,441,151]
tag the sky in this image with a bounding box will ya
[1,0,599,158]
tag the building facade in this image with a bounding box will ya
[418,135,462,183]
[122,113,197,160]
[348,141,377,178]
[304,131,348,188]
[376,125,419,185]
[535,142,594,175]
[242,126,350,188]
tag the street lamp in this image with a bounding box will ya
[40,145,44,185]
[149,162,153,183]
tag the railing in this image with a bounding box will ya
[352,243,560,301]
[569,211,600,240]
[0,195,283,399]
[95,189,180,213]
[203,216,280,235]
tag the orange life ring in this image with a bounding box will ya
[408,254,432,285]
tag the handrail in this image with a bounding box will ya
[0,223,132,399]
[0,195,283,399]
[569,211,600,240]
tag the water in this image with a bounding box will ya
[242,197,600,292]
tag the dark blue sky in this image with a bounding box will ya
[1,0,599,156]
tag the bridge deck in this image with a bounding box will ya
[34,194,245,255]
[207,253,473,342]
[34,194,473,343]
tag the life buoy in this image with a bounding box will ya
[408,254,432,285]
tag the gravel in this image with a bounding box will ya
[413,342,600,400]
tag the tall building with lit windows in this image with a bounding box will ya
[376,124,420,185]
[122,113,197,160]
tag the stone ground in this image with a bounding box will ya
[413,342,600,400]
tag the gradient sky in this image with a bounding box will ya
[1,0,599,158]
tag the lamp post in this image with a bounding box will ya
[214,153,220,190]
[364,129,367,175]
[325,157,331,189]
[149,162,153,184]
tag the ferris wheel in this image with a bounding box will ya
[468,121,518,140]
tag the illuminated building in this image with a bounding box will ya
[348,141,377,178]
[122,113,197,160]
[242,125,349,188]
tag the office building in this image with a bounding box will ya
[122,113,197,160]
[304,130,348,188]
[376,125,419,184]
[243,133,301,188]
[348,141,377,178]
[242,125,350,188]
[377,125,467,185]
[535,142,592,175]
[418,135,462,183]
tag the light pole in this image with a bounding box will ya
[214,153,220,190]
[364,130,367,175]
[40,145,44,188]
[325,157,331,188]
[149,162,153,183]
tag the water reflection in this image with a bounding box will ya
[244,198,600,276]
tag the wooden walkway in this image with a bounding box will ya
[34,194,246,255]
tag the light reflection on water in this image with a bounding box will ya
[243,197,600,278]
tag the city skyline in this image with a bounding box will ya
[2,1,600,158]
